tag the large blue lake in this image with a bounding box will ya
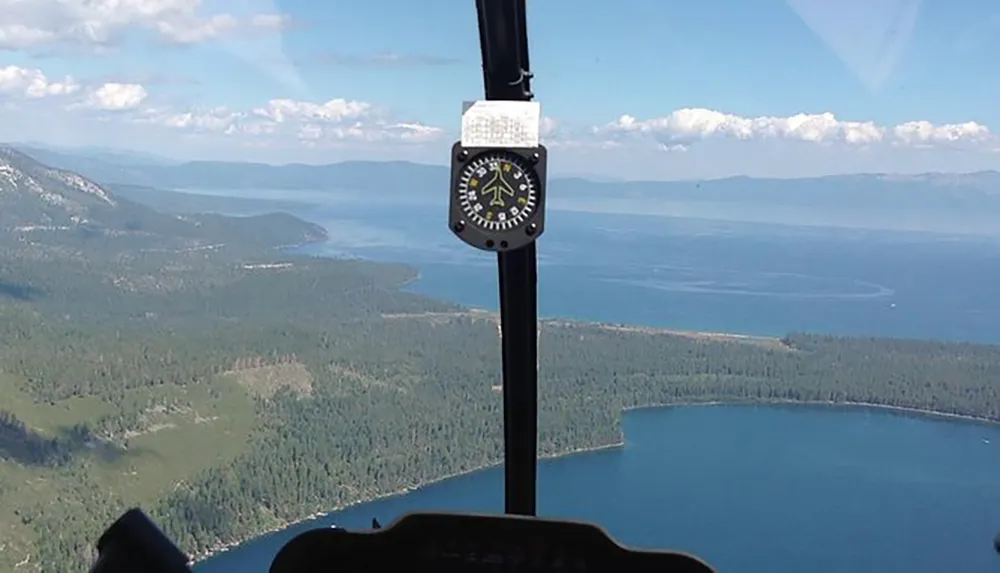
[192,186,1000,343]
[181,188,1000,572]
[198,405,1000,573]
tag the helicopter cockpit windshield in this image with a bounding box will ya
[0,1,997,572]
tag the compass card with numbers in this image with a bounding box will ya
[449,143,547,252]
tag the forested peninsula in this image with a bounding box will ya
[1,146,999,571]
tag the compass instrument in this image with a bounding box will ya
[449,143,547,252]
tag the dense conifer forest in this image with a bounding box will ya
[0,200,998,571]
[1,248,998,572]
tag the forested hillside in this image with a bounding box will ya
[1,249,999,572]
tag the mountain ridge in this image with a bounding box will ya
[11,144,1000,237]
[0,145,328,260]
[12,143,1000,188]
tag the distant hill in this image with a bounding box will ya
[13,143,178,166]
[549,172,1000,236]
[108,184,315,215]
[0,146,327,260]
[14,145,1000,236]
[10,145,175,190]
[0,146,119,229]
[13,150,449,197]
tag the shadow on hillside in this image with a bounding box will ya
[0,413,151,467]
[51,424,154,465]
[0,280,44,301]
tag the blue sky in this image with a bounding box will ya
[1,0,999,179]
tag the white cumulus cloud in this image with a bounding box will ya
[134,96,443,146]
[252,98,372,124]
[0,60,443,149]
[0,65,79,98]
[2,58,997,175]
[0,0,285,50]
[595,108,992,150]
[85,83,148,110]
[892,120,991,147]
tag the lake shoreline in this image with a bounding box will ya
[189,440,624,565]
[190,399,995,566]
[624,399,1000,426]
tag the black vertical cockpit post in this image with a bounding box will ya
[474,0,539,517]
